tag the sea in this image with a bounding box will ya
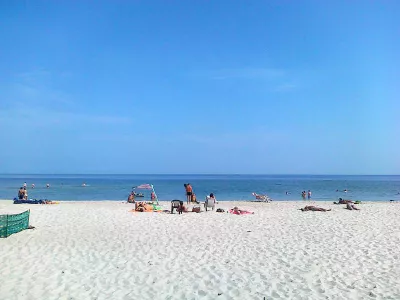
[0,174,399,202]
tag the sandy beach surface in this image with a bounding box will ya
[0,200,399,300]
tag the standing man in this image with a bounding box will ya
[308,190,312,200]
[184,183,193,204]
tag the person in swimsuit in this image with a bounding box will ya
[346,203,360,210]
[300,206,331,212]
[184,183,193,204]
[192,193,199,204]
[229,206,254,215]
[127,192,135,203]
[23,187,28,200]
[18,187,25,200]
[333,198,354,204]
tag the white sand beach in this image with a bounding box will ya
[0,200,399,300]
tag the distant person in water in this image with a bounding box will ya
[23,182,27,188]
[151,192,156,200]
[344,189,348,193]
[46,183,50,188]
[301,191,306,200]
[31,183,35,189]
[82,183,86,187]
[307,190,312,199]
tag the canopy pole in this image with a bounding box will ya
[151,184,159,204]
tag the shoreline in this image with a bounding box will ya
[1,198,397,203]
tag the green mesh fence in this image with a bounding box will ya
[0,210,30,238]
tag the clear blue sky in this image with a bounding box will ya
[1,1,399,174]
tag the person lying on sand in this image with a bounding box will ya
[300,206,331,212]
[135,202,153,212]
[333,198,354,205]
[41,200,55,204]
[346,203,360,210]
[229,206,254,215]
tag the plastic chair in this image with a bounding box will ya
[204,196,216,211]
[171,200,183,214]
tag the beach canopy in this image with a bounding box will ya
[135,184,153,190]
[132,184,158,203]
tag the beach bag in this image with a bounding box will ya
[216,208,225,213]
[192,206,201,213]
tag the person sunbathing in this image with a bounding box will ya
[334,198,353,204]
[135,202,146,212]
[300,205,331,212]
[229,206,254,215]
[135,202,156,212]
[346,203,360,210]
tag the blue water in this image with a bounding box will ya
[0,174,399,202]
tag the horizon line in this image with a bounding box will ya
[0,173,399,176]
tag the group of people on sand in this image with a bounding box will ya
[300,197,361,212]
[127,191,156,204]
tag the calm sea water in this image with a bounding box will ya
[0,174,399,202]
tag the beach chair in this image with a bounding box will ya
[204,196,216,211]
[251,193,272,203]
[171,200,183,214]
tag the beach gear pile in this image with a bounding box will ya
[13,198,58,204]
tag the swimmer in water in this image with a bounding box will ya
[82,183,86,187]
[46,183,50,188]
